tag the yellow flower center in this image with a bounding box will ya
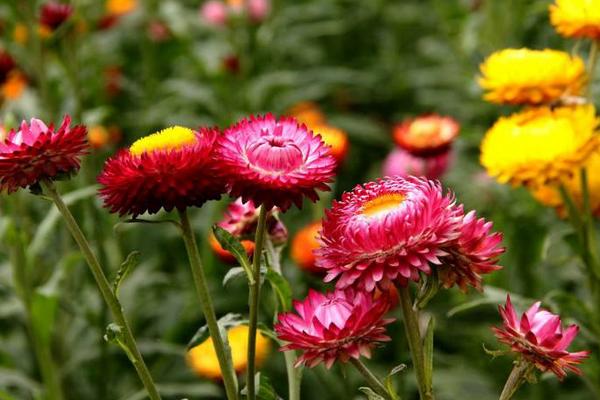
[362,193,405,216]
[129,126,196,156]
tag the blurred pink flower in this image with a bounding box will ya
[493,295,590,380]
[200,1,228,26]
[274,289,394,368]
[247,0,270,22]
[382,147,450,180]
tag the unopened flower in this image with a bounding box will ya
[0,116,87,193]
[40,1,74,31]
[187,325,270,380]
[550,0,600,40]
[492,295,590,380]
[275,289,394,368]
[393,114,459,157]
[481,105,599,188]
[312,124,349,166]
[316,177,461,291]
[291,221,322,274]
[216,114,336,211]
[382,147,450,180]
[106,0,137,16]
[217,198,288,244]
[478,49,587,105]
[200,1,228,26]
[287,102,326,128]
[98,126,225,216]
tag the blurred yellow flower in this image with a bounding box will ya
[531,151,600,217]
[187,325,270,380]
[13,24,28,45]
[106,0,137,16]
[312,124,349,165]
[550,0,600,40]
[481,105,600,188]
[478,49,587,105]
[287,102,326,129]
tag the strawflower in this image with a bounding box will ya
[0,116,87,193]
[550,0,600,40]
[274,289,394,368]
[287,102,326,128]
[40,1,74,31]
[187,325,270,380]
[216,114,336,211]
[478,49,587,105]
[382,147,450,180]
[393,114,459,156]
[481,105,600,188]
[313,124,349,166]
[98,126,225,216]
[493,295,590,380]
[106,0,137,16]
[200,1,228,26]
[290,221,322,274]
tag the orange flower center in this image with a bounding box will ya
[362,193,405,216]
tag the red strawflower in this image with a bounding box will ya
[40,1,74,31]
[216,114,336,211]
[0,50,16,84]
[0,116,87,193]
[493,295,590,380]
[316,176,462,291]
[274,289,394,368]
[98,126,225,217]
[393,114,459,157]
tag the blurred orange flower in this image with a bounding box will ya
[13,24,28,44]
[106,0,137,16]
[209,233,254,264]
[291,221,322,274]
[393,114,459,156]
[312,124,349,165]
[287,102,326,129]
[1,71,27,100]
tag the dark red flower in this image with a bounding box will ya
[40,1,74,31]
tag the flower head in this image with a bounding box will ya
[481,105,600,188]
[312,124,349,166]
[217,198,288,244]
[492,295,590,380]
[106,0,137,16]
[316,177,462,291]
[200,1,228,26]
[382,147,451,180]
[40,1,74,31]
[274,289,394,368]
[187,325,270,380]
[287,102,326,128]
[216,114,336,211]
[393,114,459,156]
[98,126,225,216]
[550,0,600,40]
[247,0,270,22]
[0,116,87,193]
[478,49,587,105]
[291,221,322,274]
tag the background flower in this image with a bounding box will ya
[550,0,600,39]
[382,147,451,180]
[392,114,459,157]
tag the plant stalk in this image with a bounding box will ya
[246,206,268,400]
[41,180,161,400]
[499,361,532,400]
[398,286,434,400]
[178,209,239,400]
[350,358,393,400]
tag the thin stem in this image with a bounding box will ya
[178,209,239,400]
[499,362,532,400]
[587,40,599,99]
[350,358,393,400]
[284,351,302,400]
[40,180,162,400]
[398,286,434,400]
[246,206,268,400]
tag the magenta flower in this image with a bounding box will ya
[316,176,462,291]
[382,147,451,180]
[216,114,336,211]
[274,289,394,368]
[247,0,270,22]
[493,295,590,380]
[218,198,288,244]
[0,117,87,193]
[199,0,228,26]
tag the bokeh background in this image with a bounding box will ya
[0,0,597,399]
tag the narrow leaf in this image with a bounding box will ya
[212,226,254,283]
[113,251,141,296]
[265,269,292,311]
[223,267,247,286]
[358,387,385,400]
[423,316,435,391]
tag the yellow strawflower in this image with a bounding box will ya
[187,325,270,380]
[550,0,600,40]
[481,105,600,188]
[478,49,587,105]
[106,0,137,16]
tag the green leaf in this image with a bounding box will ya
[113,251,141,296]
[104,323,136,363]
[223,267,247,286]
[358,387,386,400]
[186,313,244,350]
[265,269,292,311]
[423,316,435,391]
[212,226,254,284]
[241,373,282,400]
[415,271,439,309]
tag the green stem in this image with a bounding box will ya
[40,180,162,400]
[499,362,532,400]
[587,40,599,99]
[246,206,268,400]
[398,286,434,400]
[178,209,239,400]
[350,358,393,400]
[284,351,302,400]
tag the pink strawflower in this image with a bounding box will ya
[382,147,451,180]
[274,289,394,368]
[438,208,504,292]
[216,114,336,211]
[0,116,87,193]
[247,0,270,22]
[40,1,74,31]
[493,295,590,380]
[316,176,462,291]
[218,198,288,244]
[200,1,228,26]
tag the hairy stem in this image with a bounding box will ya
[350,358,393,400]
[499,361,532,400]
